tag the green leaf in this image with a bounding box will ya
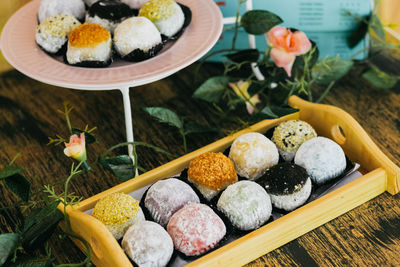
[258,106,299,119]
[142,107,183,129]
[22,202,63,251]
[226,49,260,63]
[98,155,135,181]
[240,10,283,35]
[4,174,31,202]
[370,14,385,40]
[193,76,229,103]
[312,57,354,84]
[71,128,97,145]
[362,66,398,89]
[347,15,369,48]
[184,122,220,135]
[0,165,24,180]
[0,233,20,266]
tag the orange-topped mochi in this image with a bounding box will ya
[188,152,237,200]
[69,23,110,48]
[66,22,112,67]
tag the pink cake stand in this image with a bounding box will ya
[0,0,223,163]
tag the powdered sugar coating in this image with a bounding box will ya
[295,137,346,184]
[269,177,312,211]
[167,203,226,256]
[122,221,173,267]
[38,0,86,23]
[217,180,272,230]
[229,132,279,180]
[145,178,200,226]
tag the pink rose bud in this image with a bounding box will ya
[64,132,87,162]
[266,26,312,77]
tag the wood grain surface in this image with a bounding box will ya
[0,59,400,266]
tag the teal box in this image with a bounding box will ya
[208,0,372,61]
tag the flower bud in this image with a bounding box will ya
[64,132,87,162]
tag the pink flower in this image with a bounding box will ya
[229,80,260,115]
[64,132,87,162]
[266,26,312,77]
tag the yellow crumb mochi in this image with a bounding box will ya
[188,152,237,190]
[37,14,80,38]
[68,23,110,48]
[92,192,140,225]
[139,0,176,21]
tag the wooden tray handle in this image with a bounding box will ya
[60,206,132,267]
[289,95,400,195]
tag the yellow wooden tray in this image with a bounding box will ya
[60,96,400,267]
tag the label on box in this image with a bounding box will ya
[216,0,371,31]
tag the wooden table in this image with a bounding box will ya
[0,58,400,266]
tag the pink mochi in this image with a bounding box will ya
[167,203,226,256]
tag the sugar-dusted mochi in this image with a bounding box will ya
[122,221,173,267]
[144,178,200,226]
[167,203,226,256]
[295,137,346,184]
[229,132,279,180]
[217,180,272,230]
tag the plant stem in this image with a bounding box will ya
[64,161,83,231]
[316,81,335,103]
[101,142,173,158]
[9,153,22,165]
[132,144,139,175]
[180,129,187,153]
[63,103,73,135]
[82,161,91,171]
[54,232,91,267]
[232,0,243,50]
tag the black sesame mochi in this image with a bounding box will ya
[217,180,272,231]
[295,137,346,184]
[113,17,163,62]
[144,178,200,226]
[86,0,136,34]
[258,162,312,211]
[122,221,174,267]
